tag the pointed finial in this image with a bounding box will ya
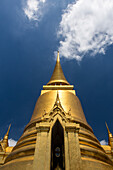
[6,124,11,136]
[105,122,113,146]
[105,122,112,137]
[54,91,61,106]
[105,122,110,134]
[57,51,60,62]
[56,91,60,104]
[3,124,11,140]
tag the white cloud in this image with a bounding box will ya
[8,139,17,147]
[23,0,46,21]
[58,0,113,61]
[100,139,108,145]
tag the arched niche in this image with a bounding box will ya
[51,119,65,170]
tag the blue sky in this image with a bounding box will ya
[0,0,113,145]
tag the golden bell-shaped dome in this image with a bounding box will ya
[29,90,87,126]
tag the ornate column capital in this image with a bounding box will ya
[36,122,50,132]
[65,123,80,133]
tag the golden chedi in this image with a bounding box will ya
[0,52,113,170]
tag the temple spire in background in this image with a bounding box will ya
[105,122,113,147]
[1,124,11,151]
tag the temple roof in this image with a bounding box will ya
[47,52,69,85]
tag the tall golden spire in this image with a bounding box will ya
[47,51,69,85]
[105,122,113,146]
[3,124,11,139]
[1,124,11,151]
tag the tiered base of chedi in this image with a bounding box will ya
[0,52,113,170]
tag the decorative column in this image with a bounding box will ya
[33,122,51,170]
[65,123,82,170]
